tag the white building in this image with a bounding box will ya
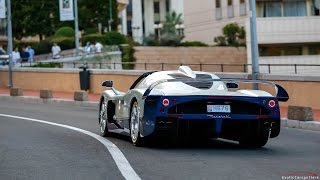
[122,0,184,43]
[184,0,320,74]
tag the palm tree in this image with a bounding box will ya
[162,11,183,35]
[158,11,183,46]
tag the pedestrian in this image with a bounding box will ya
[12,47,21,66]
[85,42,92,55]
[95,41,103,53]
[26,45,35,63]
[21,47,30,64]
[52,43,61,59]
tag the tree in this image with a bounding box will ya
[11,0,118,41]
[12,0,59,40]
[214,23,246,46]
[78,0,118,33]
[161,11,184,46]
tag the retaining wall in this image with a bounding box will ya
[133,47,247,72]
[0,68,319,109]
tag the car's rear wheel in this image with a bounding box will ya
[99,100,109,137]
[130,101,143,146]
[239,121,270,148]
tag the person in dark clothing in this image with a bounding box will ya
[21,47,30,63]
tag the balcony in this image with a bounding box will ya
[256,16,320,44]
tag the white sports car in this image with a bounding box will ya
[98,66,289,147]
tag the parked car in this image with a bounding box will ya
[0,49,9,66]
[98,66,289,147]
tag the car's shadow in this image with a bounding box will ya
[106,132,279,152]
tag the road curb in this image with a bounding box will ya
[0,95,99,107]
[282,118,320,132]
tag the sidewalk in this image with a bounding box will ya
[0,87,100,102]
[0,87,319,122]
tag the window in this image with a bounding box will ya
[215,0,222,20]
[227,0,234,18]
[283,1,307,17]
[0,19,7,36]
[240,0,246,16]
[257,1,308,17]
[313,0,320,15]
[309,45,320,55]
[216,0,221,8]
[165,0,170,13]
[154,0,160,23]
[259,45,303,56]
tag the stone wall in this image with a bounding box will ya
[1,68,320,109]
[133,47,247,72]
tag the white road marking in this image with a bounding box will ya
[0,113,141,180]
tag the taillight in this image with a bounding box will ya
[162,98,170,106]
[268,100,276,108]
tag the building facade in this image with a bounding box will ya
[184,0,320,74]
[123,0,184,43]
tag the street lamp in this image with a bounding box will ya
[175,23,185,36]
[153,23,163,42]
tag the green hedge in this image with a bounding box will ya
[55,26,75,37]
[32,62,62,68]
[81,34,106,45]
[13,41,51,55]
[52,37,75,50]
[81,32,127,46]
[181,41,209,47]
[34,40,52,54]
[105,31,126,45]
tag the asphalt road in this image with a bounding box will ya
[0,99,319,180]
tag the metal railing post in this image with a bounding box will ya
[268,64,271,74]
[294,64,297,74]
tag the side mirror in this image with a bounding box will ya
[226,82,239,89]
[102,81,113,87]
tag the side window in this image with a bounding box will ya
[215,0,222,20]
[130,72,156,89]
[227,0,234,18]
[240,0,246,16]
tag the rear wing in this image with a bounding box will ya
[142,78,289,102]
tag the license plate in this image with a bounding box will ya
[207,105,231,113]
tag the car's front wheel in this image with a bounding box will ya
[130,101,143,146]
[99,100,109,137]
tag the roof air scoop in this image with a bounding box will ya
[178,66,196,78]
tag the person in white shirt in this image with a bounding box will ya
[52,43,61,59]
[95,41,103,53]
[12,48,21,65]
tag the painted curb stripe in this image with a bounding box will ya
[0,113,141,180]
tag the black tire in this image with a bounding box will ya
[239,121,270,148]
[99,99,110,137]
[130,101,144,146]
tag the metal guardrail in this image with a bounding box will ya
[15,61,320,75]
